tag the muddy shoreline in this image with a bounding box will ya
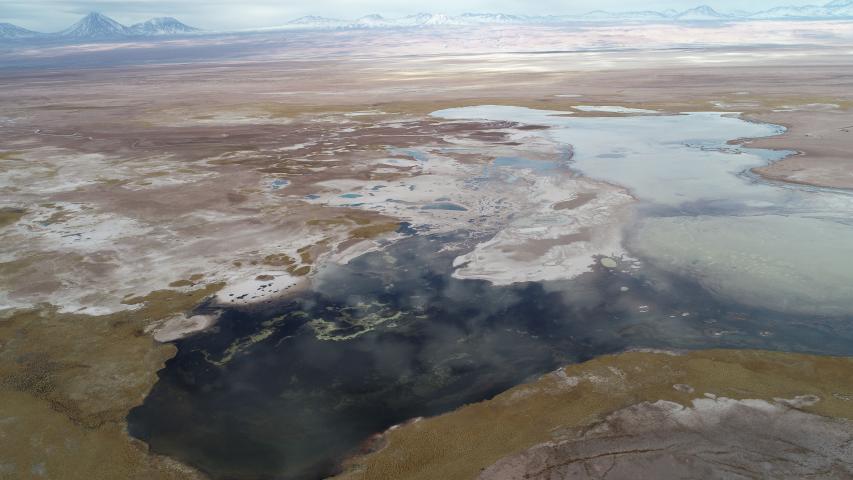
[741,111,853,190]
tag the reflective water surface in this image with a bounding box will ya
[128,107,853,480]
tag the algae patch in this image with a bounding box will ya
[599,257,618,269]
[309,302,404,341]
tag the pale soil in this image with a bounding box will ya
[150,313,220,343]
[746,109,853,189]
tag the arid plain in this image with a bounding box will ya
[1,21,853,479]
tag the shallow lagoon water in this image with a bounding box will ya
[491,156,560,174]
[435,105,853,314]
[129,106,853,480]
[128,235,853,480]
[422,202,468,211]
[435,106,792,207]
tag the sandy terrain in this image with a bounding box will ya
[747,109,853,189]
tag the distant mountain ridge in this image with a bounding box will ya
[0,22,41,39]
[0,12,198,41]
[129,17,200,35]
[59,12,130,39]
[675,5,730,20]
[273,1,853,29]
[3,2,853,42]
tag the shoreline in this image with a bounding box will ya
[332,348,853,480]
[741,111,853,190]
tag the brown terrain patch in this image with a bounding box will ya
[334,350,853,480]
[553,192,597,210]
[0,207,26,229]
[0,285,221,479]
[745,109,853,189]
[505,231,591,262]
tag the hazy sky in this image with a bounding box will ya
[1,0,819,31]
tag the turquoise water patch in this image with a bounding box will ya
[270,179,289,190]
[389,147,429,161]
[422,202,468,211]
[492,156,560,173]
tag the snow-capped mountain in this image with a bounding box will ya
[59,12,130,39]
[750,5,832,18]
[284,16,347,28]
[403,13,469,26]
[264,1,853,29]
[459,13,529,24]
[580,10,674,21]
[336,13,470,28]
[128,17,199,35]
[353,14,393,27]
[264,5,736,30]
[5,2,853,43]
[750,0,853,18]
[0,23,41,39]
[675,5,730,20]
[0,12,200,42]
[824,0,853,10]
[275,12,508,30]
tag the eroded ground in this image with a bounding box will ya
[2,22,853,479]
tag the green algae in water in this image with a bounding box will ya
[128,234,853,480]
[130,108,853,480]
[308,312,403,342]
[309,302,404,341]
[600,257,618,269]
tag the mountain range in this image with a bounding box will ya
[275,1,853,29]
[1,12,198,41]
[3,2,853,42]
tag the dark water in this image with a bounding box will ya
[127,232,853,480]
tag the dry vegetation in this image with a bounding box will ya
[335,350,853,480]
[0,285,221,479]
